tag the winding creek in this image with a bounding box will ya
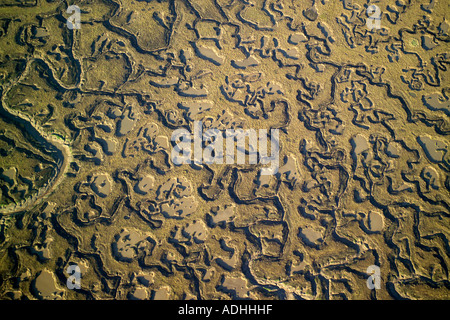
[0,60,72,215]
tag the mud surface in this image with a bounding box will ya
[0,0,449,300]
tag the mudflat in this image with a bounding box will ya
[0,0,449,300]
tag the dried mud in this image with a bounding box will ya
[0,0,449,300]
